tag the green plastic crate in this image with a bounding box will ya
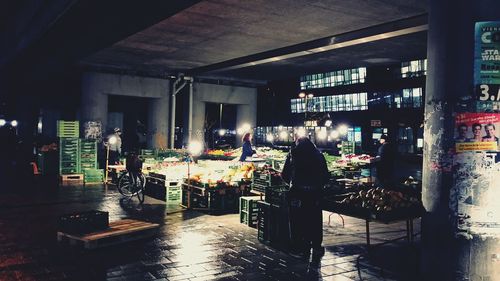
[57,121,79,138]
[240,196,262,227]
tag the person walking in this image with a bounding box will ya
[375,134,395,187]
[281,136,329,260]
[107,128,122,165]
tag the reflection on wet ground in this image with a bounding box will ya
[0,179,421,281]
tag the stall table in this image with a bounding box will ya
[321,200,421,247]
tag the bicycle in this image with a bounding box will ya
[117,170,146,204]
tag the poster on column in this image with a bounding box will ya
[455,113,500,152]
[475,22,500,85]
[474,22,500,111]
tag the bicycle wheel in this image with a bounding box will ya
[117,173,138,197]
[136,174,146,203]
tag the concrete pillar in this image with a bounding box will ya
[148,81,170,149]
[236,104,257,147]
[423,1,500,279]
[81,76,108,133]
[190,99,206,148]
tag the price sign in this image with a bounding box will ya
[477,84,500,101]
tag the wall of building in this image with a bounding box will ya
[80,72,170,149]
[186,82,257,147]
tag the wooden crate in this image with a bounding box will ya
[57,219,159,249]
[60,174,84,185]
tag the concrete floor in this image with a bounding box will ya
[0,178,422,281]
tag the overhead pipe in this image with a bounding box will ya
[170,74,192,149]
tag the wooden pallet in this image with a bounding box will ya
[57,219,159,249]
[60,174,84,185]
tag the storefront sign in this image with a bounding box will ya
[475,22,500,100]
[370,120,381,127]
[455,113,500,152]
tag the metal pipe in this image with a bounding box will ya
[170,93,176,149]
[170,76,182,149]
[188,81,193,142]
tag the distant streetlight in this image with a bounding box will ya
[266,133,274,143]
[10,120,18,127]
[0,119,5,127]
[298,93,314,125]
[338,124,348,135]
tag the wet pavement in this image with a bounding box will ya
[0,178,422,281]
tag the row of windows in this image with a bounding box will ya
[300,68,367,90]
[291,88,423,113]
[401,59,427,78]
[299,59,426,91]
[291,92,369,113]
[254,126,362,146]
[369,88,423,109]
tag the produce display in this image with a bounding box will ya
[185,162,255,188]
[338,187,421,212]
[342,154,376,163]
[323,185,423,220]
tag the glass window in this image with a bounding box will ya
[300,67,367,89]
[401,59,427,78]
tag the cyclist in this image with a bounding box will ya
[126,151,143,188]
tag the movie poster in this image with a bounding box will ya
[475,22,500,102]
[83,121,102,142]
[455,113,500,152]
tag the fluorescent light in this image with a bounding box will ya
[338,124,348,135]
[279,131,288,140]
[318,130,327,140]
[266,134,274,142]
[188,141,204,156]
[296,127,306,138]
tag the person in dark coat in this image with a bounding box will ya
[281,136,330,259]
[375,134,395,187]
[239,132,256,161]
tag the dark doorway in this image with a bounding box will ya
[204,103,237,149]
[108,96,148,153]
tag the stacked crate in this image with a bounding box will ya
[57,121,79,138]
[59,138,80,175]
[140,149,155,160]
[79,139,97,170]
[83,169,104,184]
[240,196,262,228]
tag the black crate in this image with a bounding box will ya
[265,186,288,206]
[190,188,239,213]
[58,210,109,234]
[257,201,290,248]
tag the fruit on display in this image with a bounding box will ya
[184,161,254,187]
[338,187,422,212]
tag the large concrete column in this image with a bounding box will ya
[81,75,108,132]
[147,80,170,149]
[423,0,500,279]
[190,98,206,147]
[236,104,257,147]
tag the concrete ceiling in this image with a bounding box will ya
[81,0,428,82]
